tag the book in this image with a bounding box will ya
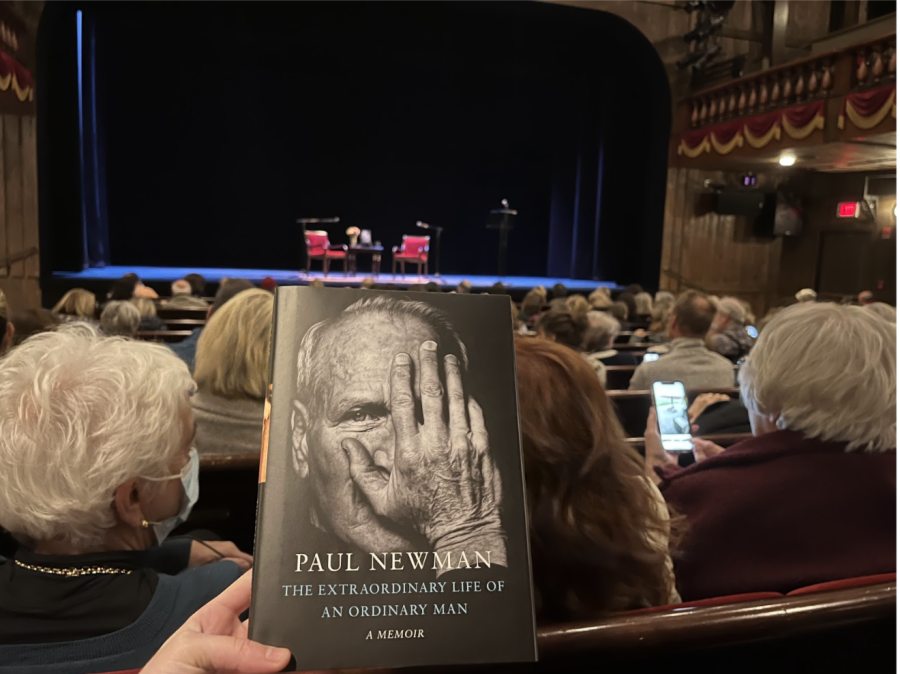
[250,287,537,670]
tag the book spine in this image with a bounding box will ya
[248,288,282,637]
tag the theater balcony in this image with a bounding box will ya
[671,27,896,171]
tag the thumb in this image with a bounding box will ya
[168,633,290,673]
[342,438,388,512]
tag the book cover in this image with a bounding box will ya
[250,287,537,670]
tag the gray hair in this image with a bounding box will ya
[740,303,895,452]
[584,310,620,352]
[0,323,194,548]
[795,288,817,303]
[717,296,746,325]
[634,292,653,316]
[100,301,141,336]
[171,279,192,296]
[866,302,897,324]
[296,295,467,415]
[654,291,675,307]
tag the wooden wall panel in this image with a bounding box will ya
[3,114,22,279]
[659,167,783,317]
[21,115,37,278]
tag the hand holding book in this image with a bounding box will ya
[342,340,507,571]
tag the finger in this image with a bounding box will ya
[418,341,444,429]
[343,438,388,515]
[691,424,700,434]
[467,398,489,457]
[645,407,658,435]
[175,632,291,674]
[445,354,468,441]
[390,352,417,448]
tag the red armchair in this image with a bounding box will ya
[305,230,348,277]
[392,235,430,276]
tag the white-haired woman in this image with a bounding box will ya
[52,288,97,322]
[866,301,897,324]
[583,310,639,368]
[100,300,141,337]
[192,289,274,455]
[707,295,754,362]
[0,324,251,673]
[634,291,653,319]
[644,303,895,600]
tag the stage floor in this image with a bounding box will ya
[51,266,615,293]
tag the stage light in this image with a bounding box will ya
[778,155,796,167]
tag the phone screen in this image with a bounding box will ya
[642,352,660,363]
[652,381,693,452]
[746,325,759,339]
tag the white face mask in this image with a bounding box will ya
[142,448,200,544]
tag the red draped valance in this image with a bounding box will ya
[839,84,896,131]
[678,99,826,157]
[0,49,33,102]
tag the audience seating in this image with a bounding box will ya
[156,307,209,321]
[135,330,193,344]
[161,318,206,330]
[609,387,740,438]
[787,573,896,596]
[605,366,637,390]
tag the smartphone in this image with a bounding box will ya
[651,380,693,452]
[746,325,759,339]
[642,352,660,363]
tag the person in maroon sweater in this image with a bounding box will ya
[644,302,896,601]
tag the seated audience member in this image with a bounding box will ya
[359,277,376,290]
[169,279,254,374]
[631,292,675,345]
[589,286,612,309]
[519,289,544,324]
[132,297,167,332]
[192,290,273,456]
[100,301,141,337]
[107,274,140,301]
[689,393,751,436]
[607,301,628,323]
[183,273,206,297]
[425,281,441,293]
[0,290,13,355]
[9,309,60,347]
[516,338,679,620]
[134,284,159,299]
[857,290,874,305]
[645,303,895,599]
[634,292,653,319]
[537,309,605,384]
[795,287,817,303]
[0,325,250,672]
[866,302,897,323]
[52,289,97,322]
[456,279,472,294]
[551,282,567,300]
[583,311,639,368]
[617,292,638,325]
[165,280,209,310]
[260,276,278,292]
[623,283,644,295]
[629,291,734,390]
[565,293,591,323]
[708,296,755,362]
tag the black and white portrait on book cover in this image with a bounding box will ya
[250,288,536,670]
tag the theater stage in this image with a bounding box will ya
[49,266,616,296]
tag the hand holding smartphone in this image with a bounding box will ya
[651,380,693,452]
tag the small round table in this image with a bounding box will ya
[347,245,384,276]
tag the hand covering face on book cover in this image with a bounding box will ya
[290,301,508,575]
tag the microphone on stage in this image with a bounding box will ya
[416,221,430,230]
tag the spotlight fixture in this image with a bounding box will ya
[778,155,797,167]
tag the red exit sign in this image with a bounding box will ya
[837,202,860,218]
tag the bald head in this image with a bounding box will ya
[671,290,717,339]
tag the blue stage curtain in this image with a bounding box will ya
[547,99,605,281]
[78,10,110,268]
